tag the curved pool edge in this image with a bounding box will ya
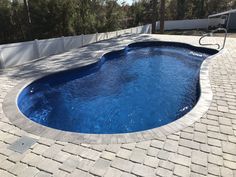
[2,41,222,144]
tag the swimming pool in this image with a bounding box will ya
[17,41,218,134]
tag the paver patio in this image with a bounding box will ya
[0,34,236,177]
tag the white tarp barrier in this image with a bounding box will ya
[83,34,96,45]
[64,35,83,51]
[136,26,142,34]
[0,41,38,67]
[141,25,151,33]
[37,38,64,58]
[107,32,117,39]
[116,30,125,36]
[97,33,106,41]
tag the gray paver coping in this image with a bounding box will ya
[2,35,224,144]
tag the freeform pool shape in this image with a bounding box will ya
[17,42,218,134]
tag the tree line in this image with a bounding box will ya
[0,0,236,44]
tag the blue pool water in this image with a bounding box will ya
[18,42,217,134]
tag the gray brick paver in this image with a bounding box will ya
[158,160,175,170]
[37,158,61,174]
[180,132,193,140]
[59,156,82,173]
[90,158,110,176]
[104,167,122,177]
[219,117,231,125]
[7,152,25,163]
[156,167,172,177]
[207,125,220,132]
[194,123,207,133]
[169,153,191,167]
[144,156,159,168]
[91,144,107,152]
[42,143,63,159]
[208,131,228,141]
[37,137,55,146]
[163,139,178,152]
[69,169,93,177]
[173,164,190,177]
[190,172,206,177]
[191,151,208,166]
[150,140,164,149]
[208,138,222,147]
[193,132,207,143]
[62,144,85,155]
[17,167,39,177]
[0,153,8,163]
[179,139,200,150]
[32,144,49,155]
[222,142,236,155]
[135,141,151,150]
[80,149,101,161]
[0,170,15,177]
[220,125,234,135]
[52,150,70,163]
[130,148,146,163]
[8,162,28,176]
[121,172,136,177]
[101,150,116,160]
[208,163,220,176]
[35,171,52,177]
[117,148,132,160]
[157,150,174,160]
[111,157,134,172]
[20,153,44,167]
[121,143,136,150]
[147,147,159,157]
[224,160,236,170]
[220,167,234,177]
[208,154,223,166]
[132,164,155,177]
[223,153,236,162]
[178,146,192,157]
[0,159,15,171]
[76,159,95,172]
[211,146,223,156]
[191,164,207,175]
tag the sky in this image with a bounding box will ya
[117,0,134,5]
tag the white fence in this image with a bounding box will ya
[0,24,151,69]
[156,18,221,30]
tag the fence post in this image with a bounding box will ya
[116,30,118,37]
[96,32,98,42]
[34,39,40,58]
[149,24,152,34]
[81,34,84,46]
[0,47,5,69]
[61,36,66,52]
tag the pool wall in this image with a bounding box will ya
[3,39,221,144]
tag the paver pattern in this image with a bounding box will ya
[0,34,236,177]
